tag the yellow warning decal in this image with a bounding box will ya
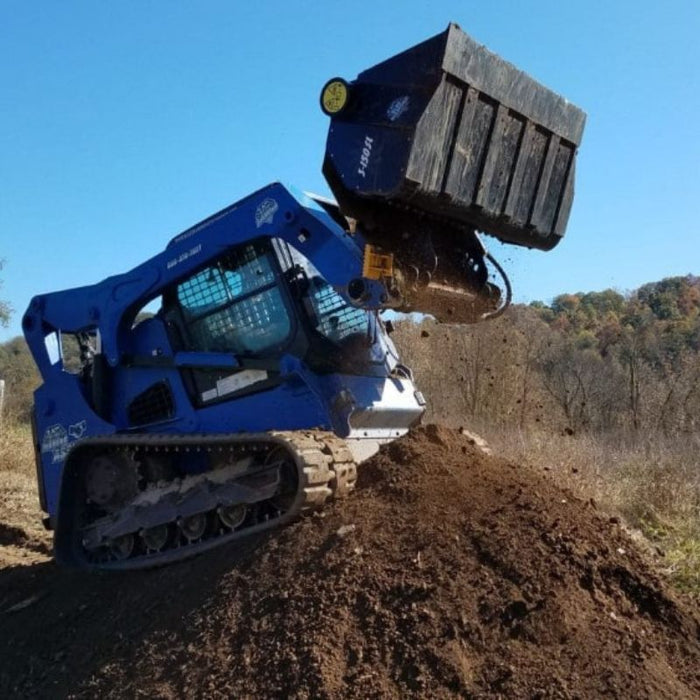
[362,245,394,280]
[321,79,349,115]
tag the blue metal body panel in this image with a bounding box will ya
[23,183,424,521]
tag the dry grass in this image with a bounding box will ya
[484,426,700,595]
[1,419,34,477]
[0,419,50,562]
[0,419,37,513]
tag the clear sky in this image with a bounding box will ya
[1,0,698,341]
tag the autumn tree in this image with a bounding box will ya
[0,336,40,420]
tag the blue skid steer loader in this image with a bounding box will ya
[23,24,585,570]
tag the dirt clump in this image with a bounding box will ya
[2,425,700,698]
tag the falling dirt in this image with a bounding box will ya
[2,425,700,698]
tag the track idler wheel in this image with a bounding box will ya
[179,513,208,542]
[109,534,135,560]
[218,504,247,530]
[141,525,169,552]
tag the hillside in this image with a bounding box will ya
[1,276,700,696]
[2,426,700,698]
[390,275,700,437]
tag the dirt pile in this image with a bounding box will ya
[2,425,700,698]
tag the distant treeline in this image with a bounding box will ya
[1,275,699,435]
[394,275,700,437]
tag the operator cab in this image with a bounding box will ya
[159,236,395,408]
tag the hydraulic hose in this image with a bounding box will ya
[480,252,512,322]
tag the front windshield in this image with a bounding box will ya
[302,274,389,374]
[176,241,291,355]
[280,242,387,373]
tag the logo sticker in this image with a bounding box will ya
[387,95,410,122]
[42,420,89,464]
[41,424,69,464]
[255,198,279,228]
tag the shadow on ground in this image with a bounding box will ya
[0,535,268,698]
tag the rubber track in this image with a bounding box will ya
[61,430,358,571]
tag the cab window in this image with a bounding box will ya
[176,241,291,355]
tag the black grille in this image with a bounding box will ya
[127,381,175,427]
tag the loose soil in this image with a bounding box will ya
[1,425,700,698]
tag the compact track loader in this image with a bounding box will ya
[23,23,585,569]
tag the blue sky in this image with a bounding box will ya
[1,0,699,341]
